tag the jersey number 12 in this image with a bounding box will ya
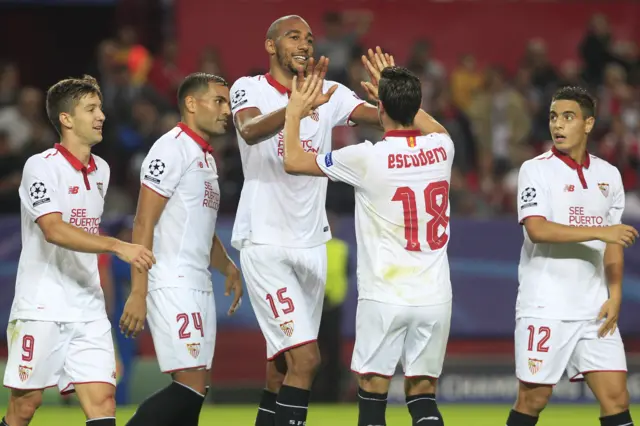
[392,180,450,251]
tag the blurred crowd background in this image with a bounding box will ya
[1,0,640,406]
[1,1,639,219]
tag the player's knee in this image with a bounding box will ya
[173,370,208,395]
[359,374,390,394]
[11,391,42,422]
[405,376,437,396]
[84,388,116,418]
[287,345,321,378]
[599,385,630,414]
[515,383,552,415]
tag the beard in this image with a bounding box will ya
[276,48,305,76]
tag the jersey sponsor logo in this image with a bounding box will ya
[325,152,333,167]
[520,187,537,210]
[18,365,32,382]
[231,89,247,110]
[29,181,50,207]
[528,358,543,375]
[203,181,220,210]
[568,206,604,226]
[280,320,294,337]
[186,343,201,359]
[598,182,609,198]
[70,208,101,234]
[144,159,166,184]
[276,130,315,157]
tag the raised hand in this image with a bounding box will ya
[287,70,325,119]
[361,46,396,102]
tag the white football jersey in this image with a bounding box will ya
[140,123,220,291]
[516,147,625,320]
[12,144,110,322]
[229,74,365,249]
[316,130,455,306]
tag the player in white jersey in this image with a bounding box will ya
[282,50,453,426]
[230,15,389,426]
[506,86,638,426]
[120,73,242,426]
[2,76,155,426]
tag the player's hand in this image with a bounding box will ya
[224,263,243,316]
[360,46,396,102]
[598,224,639,247]
[114,241,156,273]
[307,57,338,109]
[288,70,326,119]
[120,293,147,338]
[597,297,621,337]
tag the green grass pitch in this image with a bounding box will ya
[11,403,635,425]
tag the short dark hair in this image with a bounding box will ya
[177,72,228,113]
[552,86,596,118]
[378,66,422,126]
[46,75,102,135]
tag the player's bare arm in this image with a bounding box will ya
[235,57,335,146]
[120,185,168,338]
[283,73,326,176]
[523,216,638,246]
[37,212,155,272]
[598,244,624,337]
[210,234,243,315]
[356,46,448,135]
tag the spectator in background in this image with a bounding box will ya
[557,59,587,88]
[0,61,20,108]
[315,10,373,86]
[0,130,21,214]
[406,39,446,112]
[147,39,186,106]
[612,40,640,86]
[0,87,55,153]
[313,211,350,403]
[198,46,226,78]
[115,25,152,86]
[597,63,632,130]
[450,54,484,115]
[580,13,613,87]
[522,38,557,94]
[468,67,532,202]
[599,116,639,191]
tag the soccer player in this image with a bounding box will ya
[507,86,638,426]
[282,49,453,426]
[2,75,155,426]
[120,72,243,426]
[230,15,392,426]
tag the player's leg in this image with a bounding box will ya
[126,289,212,426]
[60,318,117,425]
[352,300,406,426]
[507,318,579,426]
[567,323,632,426]
[240,244,320,426]
[3,320,67,426]
[402,302,452,426]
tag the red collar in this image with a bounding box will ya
[383,130,422,139]
[176,122,213,153]
[265,73,291,96]
[551,146,590,169]
[55,143,97,173]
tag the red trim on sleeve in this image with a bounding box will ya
[233,106,260,117]
[519,215,546,225]
[141,183,169,199]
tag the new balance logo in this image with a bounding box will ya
[69,186,79,194]
[417,417,440,423]
[564,184,575,192]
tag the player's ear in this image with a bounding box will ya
[585,116,595,135]
[184,95,197,114]
[59,112,73,130]
[265,39,276,56]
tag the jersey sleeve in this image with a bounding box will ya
[230,77,260,117]
[607,167,625,225]
[329,82,366,127]
[316,141,372,188]
[517,161,551,224]
[140,137,185,198]
[19,156,62,222]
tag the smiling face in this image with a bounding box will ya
[266,16,314,76]
[549,99,594,153]
[63,93,105,146]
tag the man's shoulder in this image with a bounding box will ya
[91,154,110,173]
[231,75,265,90]
[589,154,620,176]
[23,148,57,172]
[520,151,555,173]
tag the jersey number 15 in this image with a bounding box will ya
[392,180,450,251]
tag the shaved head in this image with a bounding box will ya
[266,15,308,40]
